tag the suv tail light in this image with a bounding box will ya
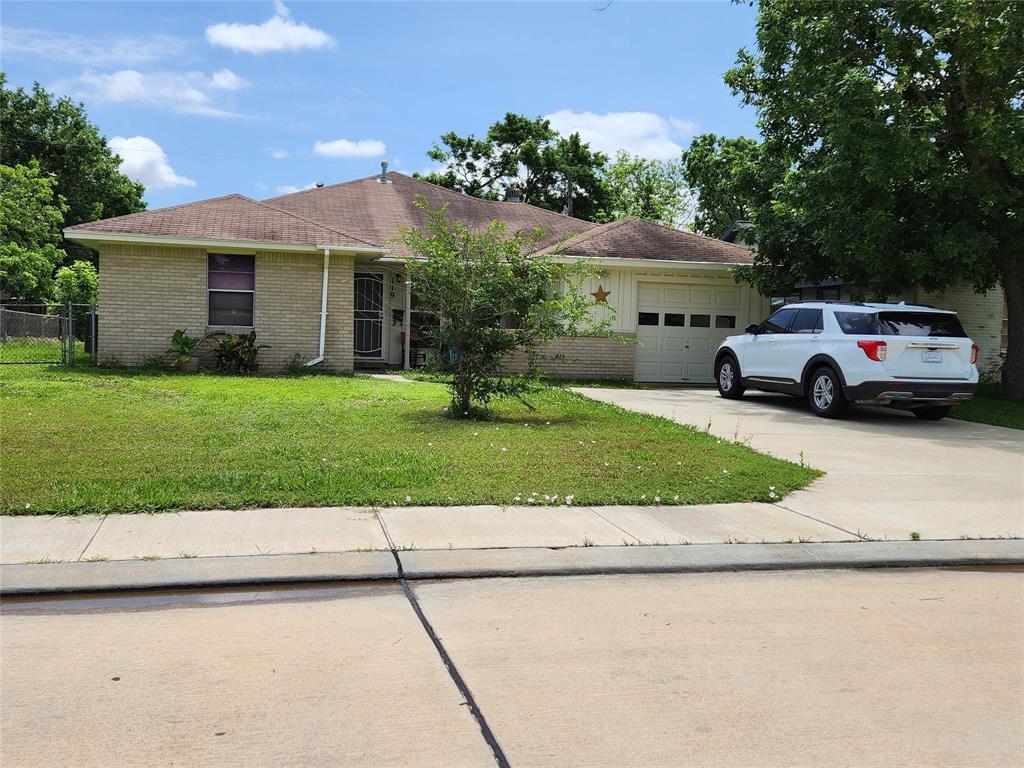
[857,340,887,362]
[971,343,979,365]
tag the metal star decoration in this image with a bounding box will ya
[591,284,610,303]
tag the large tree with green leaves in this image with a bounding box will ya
[398,199,608,417]
[681,135,766,238]
[725,1,1024,395]
[1,76,145,262]
[0,161,68,301]
[416,113,609,221]
[598,151,691,227]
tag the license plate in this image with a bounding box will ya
[922,350,943,363]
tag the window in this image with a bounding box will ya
[690,314,711,328]
[758,308,796,334]
[638,312,659,326]
[664,313,685,327]
[877,311,966,338]
[790,308,823,334]
[715,315,736,329]
[208,254,254,326]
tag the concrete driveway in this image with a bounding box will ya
[576,387,1023,541]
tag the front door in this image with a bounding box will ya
[354,272,385,359]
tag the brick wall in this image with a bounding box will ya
[502,335,636,380]
[97,243,354,372]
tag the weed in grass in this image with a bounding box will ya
[138,554,162,561]
[26,558,60,564]
[910,531,921,541]
[83,555,109,562]
[178,551,198,558]
[582,536,594,547]
[798,536,812,544]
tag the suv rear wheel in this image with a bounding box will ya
[913,405,952,421]
[808,366,848,418]
[716,355,744,399]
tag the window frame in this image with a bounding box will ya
[758,308,797,334]
[789,308,824,335]
[208,253,256,328]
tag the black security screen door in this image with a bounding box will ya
[354,272,384,358]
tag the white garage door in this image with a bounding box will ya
[634,282,740,383]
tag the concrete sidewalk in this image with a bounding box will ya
[1,502,860,566]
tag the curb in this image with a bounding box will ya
[2,540,1021,597]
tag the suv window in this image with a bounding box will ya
[790,308,823,334]
[878,311,967,337]
[835,310,967,337]
[759,308,796,334]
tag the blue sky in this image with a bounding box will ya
[2,1,759,210]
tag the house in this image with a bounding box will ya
[722,221,1008,376]
[64,166,765,384]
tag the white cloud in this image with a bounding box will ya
[313,138,387,158]
[109,136,195,189]
[267,147,290,160]
[206,1,335,54]
[0,26,187,67]
[209,69,246,91]
[72,69,246,118]
[275,181,318,194]
[544,110,697,161]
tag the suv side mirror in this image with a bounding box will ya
[745,323,760,335]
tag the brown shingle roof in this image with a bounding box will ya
[537,217,754,265]
[66,194,379,249]
[262,173,597,258]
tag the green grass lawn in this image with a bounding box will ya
[0,366,819,515]
[951,384,1024,430]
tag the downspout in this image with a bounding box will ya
[305,246,330,366]
[404,277,412,370]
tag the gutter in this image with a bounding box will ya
[305,246,331,367]
[62,230,387,255]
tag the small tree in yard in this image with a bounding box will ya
[398,199,610,417]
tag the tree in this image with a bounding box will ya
[599,150,691,227]
[0,161,67,301]
[0,76,145,262]
[416,113,609,221]
[725,1,1024,396]
[681,135,766,237]
[398,199,609,417]
[54,260,98,306]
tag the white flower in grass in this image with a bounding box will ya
[769,485,776,491]
[404,495,412,503]
[673,495,679,501]
[654,496,661,503]
[25,503,31,509]
[603,462,609,467]
[527,497,536,504]
[640,494,647,500]
[544,495,551,502]
[501,447,507,452]
[636,465,642,471]
[565,495,575,505]
[513,495,522,502]
[676,461,682,466]
[545,421,551,425]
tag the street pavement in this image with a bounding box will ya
[2,567,1021,767]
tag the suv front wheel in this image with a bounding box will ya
[716,355,745,399]
[808,366,848,418]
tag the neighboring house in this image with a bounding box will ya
[64,167,764,384]
[721,221,1007,376]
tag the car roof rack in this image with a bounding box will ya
[785,300,867,306]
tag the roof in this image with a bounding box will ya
[262,172,597,258]
[538,217,754,265]
[65,193,379,249]
[64,172,752,265]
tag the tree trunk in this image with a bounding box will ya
[1001,261,1024,399]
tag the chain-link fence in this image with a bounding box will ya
[0,303,97,365]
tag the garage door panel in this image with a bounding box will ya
[634,281,739,384]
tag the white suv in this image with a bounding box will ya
[714,302,979,420]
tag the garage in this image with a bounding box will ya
[633,282,740,383]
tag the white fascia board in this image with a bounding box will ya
[555,255,745,271]
[64,230,388,255]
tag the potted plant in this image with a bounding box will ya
[236,331,269,374]
[214,334,242,374]
[169,330,200,372]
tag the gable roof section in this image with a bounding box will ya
[538,217,754,265]
[65,194,379,250]
[262,172,597,258]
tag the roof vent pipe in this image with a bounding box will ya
[505,186,522,203]
[379,161,389,184]
[315,181,324,188]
